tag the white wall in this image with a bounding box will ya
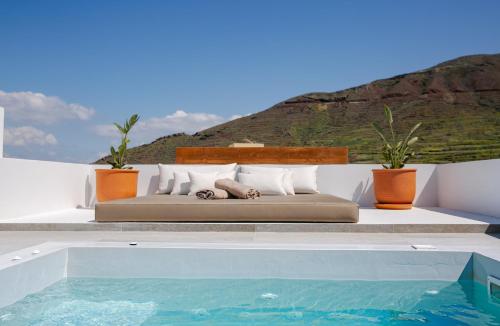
[87,165,160,207]
[0,157,497,219]
[317,164,438,207]
[87,163,438,208]
[0,106,4,158]
[438,159,500,217]
[0,158,90,220]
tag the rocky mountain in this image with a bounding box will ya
[97,54,500,164]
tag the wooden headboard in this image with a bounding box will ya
[175,147,348,164]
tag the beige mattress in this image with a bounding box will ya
[95,194,359,223]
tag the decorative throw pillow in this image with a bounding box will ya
[282,170,295,195]
[239,166,294,195]
[237,172,287,196]
[288,166,319,194]
[158,163,237,194]
[239,166,286,174]
[170,171,194,195]
[216,170,237,181]
[188,171,236,196]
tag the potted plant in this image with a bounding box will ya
[371,106,421,209]
[95,114,140,202]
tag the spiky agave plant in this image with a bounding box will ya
[372,105,421,169]
[106,114,139,169]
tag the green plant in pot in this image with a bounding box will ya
[95,114,140,202]
[371,105,421,209]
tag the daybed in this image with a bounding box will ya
[95,194,359,223]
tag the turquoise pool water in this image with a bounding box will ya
[0,278,498,325]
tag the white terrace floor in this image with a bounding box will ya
[1,207,499,233]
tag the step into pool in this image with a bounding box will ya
[0,244,499,325]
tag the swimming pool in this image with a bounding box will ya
[0,243,499,325]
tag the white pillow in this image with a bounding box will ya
[158,163,236,194]
[170,171,193,195]
[187,171,236,196]
[282,170,295,195]
[237,172,287,196]
[240,166,286,174]
[289,166,319,194]
[239,166,294,195]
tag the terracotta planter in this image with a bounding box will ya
[95,169,139,202]
[372,168,416,209]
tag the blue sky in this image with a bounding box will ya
[1,0,500,162]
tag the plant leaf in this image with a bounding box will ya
[107,114,139,169]
[113,123,125,134]
[129,114,139,128]
[373,105,422,168]
[372,122,388,143]
[407,137,418,146]
[384,105,393,125]
[403,122,421,145]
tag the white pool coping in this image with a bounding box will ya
[2,239,499,267]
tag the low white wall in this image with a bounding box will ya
[0,106,4,158]
[0,158,90,220]
[1,157,497,218]
[438,159,500,217]
[87,165,160,207]
[317,164,438,207]
[87,163,438,208]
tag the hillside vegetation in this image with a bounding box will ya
[97,54,500,164]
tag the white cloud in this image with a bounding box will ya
[93,124,119,138]
[229,114,243,120]
[97,152,109,160]
[229,113,252,121]
[4,126,58,146]
[94,110,236,142]
[0,90,94,124]
[142,110,226,133]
